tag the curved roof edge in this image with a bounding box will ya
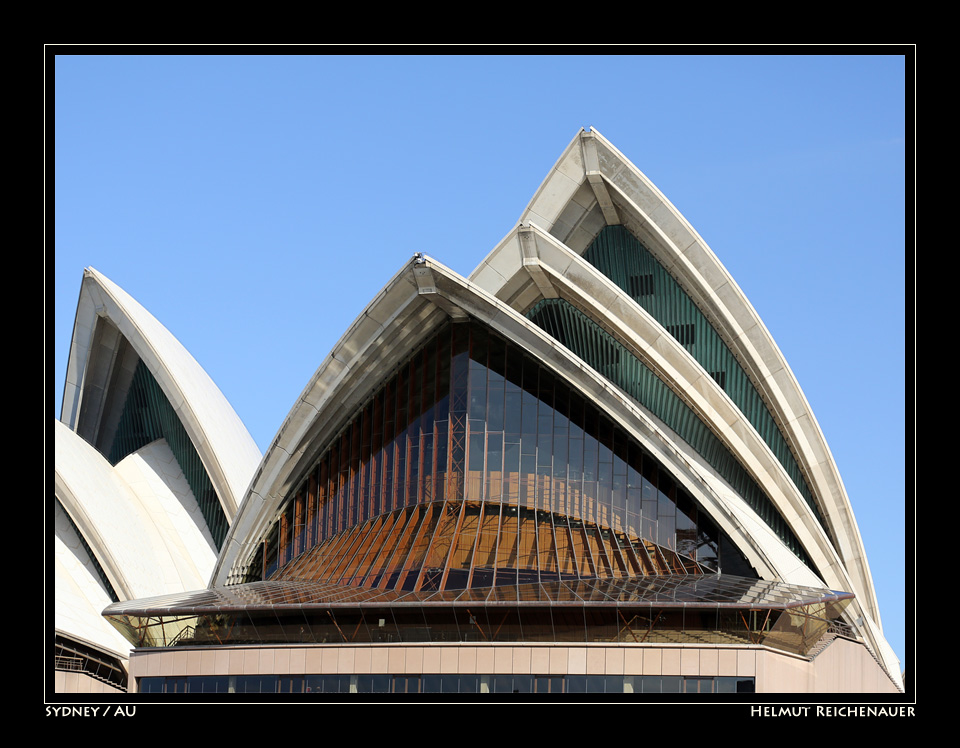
[429,254,899,692]
[211,253,901,692]
[213,260,443,584]
[469,222,851,600]
[61,268,262,519]
[54,419,216,598]
[218,255,834,596]
[473,128,878,627]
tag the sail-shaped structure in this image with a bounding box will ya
[53,268,262,692]
[68,130,900,694]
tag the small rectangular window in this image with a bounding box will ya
[710,370,726,389]
[666,323,696,346]
[629,274,655,297]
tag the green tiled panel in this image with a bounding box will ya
[581,226,823,526]
[526,298,810,565]
[108,361,229,548]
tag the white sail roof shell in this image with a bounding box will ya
[61,268,261,520]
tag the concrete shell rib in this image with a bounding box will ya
[470,223,840,585]
[213,262,442,585]
[469,127,883,644]
[215,252,901,691]
[213,131,897,689]
[61,268,262,523]
[219,254,771,582]
[55,479,135,660]
[214,252,828,592]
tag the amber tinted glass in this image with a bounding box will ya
[257,321,747,589]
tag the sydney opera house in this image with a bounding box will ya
[53,129,903,695]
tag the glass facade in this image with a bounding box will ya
[103,315,854,668]
[527,297,810,565]
[56,499,118,603]
[245,320,756,589]
[138,673,755,695]
[580,225,824,529]
[108,360,229,547]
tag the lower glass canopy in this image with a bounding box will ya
[103,574,854,658]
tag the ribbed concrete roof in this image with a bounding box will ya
[470,128,878,628]
[61,268,262,520]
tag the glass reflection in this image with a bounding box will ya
[252,321,754,591]
[137,673,755,695]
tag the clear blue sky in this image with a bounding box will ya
[52,52,910,676]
